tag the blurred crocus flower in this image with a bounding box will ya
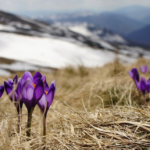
[38,76,56,136]
[38,77,56,117]
[140,65,148,74]
[139,77,147,96]
[128,68,139,81]
[128,68,140,89]
[4,75,23,114]
[21,71,44,137]
[0,84,4,98]
[4,75,24,133]
[147,78,150,93]
[129,68,149,97]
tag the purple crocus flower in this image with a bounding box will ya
[128,68,139,82]
[147,78,150,93]
[4,75,23,114]
[20,71,44,137]
[0,84,4,98]
[128,68,148,96]
[128,68,140,89]
[38,76,56,136]
[22,77,44,112]
[4,75,24,133]
[38,80,56,117]
[140,65,148,74]
[139,77,147,96]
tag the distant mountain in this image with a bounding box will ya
[127,24,150,46]
[90,13,145,35]
[0,10,129,51]
[142,15,150,24]
[38,12,145,35]
[114,5,150,22]
[0,9,148,59]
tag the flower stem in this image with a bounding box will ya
[43,116,46,136]
[26,108,34,137]
[18,108,22,133]
[42,115,46,150]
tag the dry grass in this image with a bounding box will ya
[0,58,150,149]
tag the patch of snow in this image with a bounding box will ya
[118,54,136,64]
[0,69,11,76]
[9,22,31,29]
[69,26,92,37]
[0,24,16,32]
[0,62,38,71]
[103,34,127,44]
[0,32,136,69]
[99,40,115,50]
[0,62,52,73]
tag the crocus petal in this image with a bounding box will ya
[21,71,33,83]
[32,79,44,106]
[26,85,34,100]
[128,71,133,78]
[128,68,139,82]
[41,75,46,83]
[33,72,42,80]
[45,82,49,92]
[0,84,4,98]
[41,75,49,91]
[147,78,150,93]
[33,72,42,84]
[140,65,148,74]
[134,79,140,90]
[38,93,47,112]
[16,79,22,98]
[147,83,150,93]
[140,77,147,95]
[21,79,33,99]
[21,79,34,111]
[4,81,18,101]
[13,75,18,84]
[8,79,13,87]
[46,81,56,108]
[4,81,13,95]
[147,78,150,83]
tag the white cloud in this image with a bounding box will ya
[0,0,150,13]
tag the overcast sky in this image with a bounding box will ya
[0,0,150,15]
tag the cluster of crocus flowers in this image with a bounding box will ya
[128,65,149,96]
[3,71,56,137]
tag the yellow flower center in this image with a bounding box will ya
[45,91,48,95]
[32,83,36,88]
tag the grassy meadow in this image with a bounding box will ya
[0,58,150,149]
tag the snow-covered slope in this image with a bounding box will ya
[0,10,149,72]
[0,10,142,52]
[68,23,127,44]
[0,32,136,69]
[0,10,114,50]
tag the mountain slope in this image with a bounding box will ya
[142,15,150,24]
[40,12,145,35]
[0,10,121,50]
[0,10,149,69]
[114,5,150,21]
[127,24,150,46]
[0,10,135,50]
[93,13,145,35]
